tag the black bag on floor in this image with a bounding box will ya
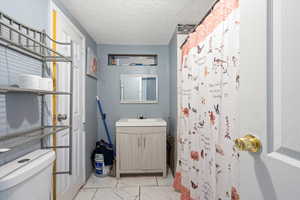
[91,140,114,168]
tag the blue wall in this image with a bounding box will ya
[1,0,50,31]
[97,44,170,144]
[168,32,187,138]
[168,31,178,137]
[0,0,98,178]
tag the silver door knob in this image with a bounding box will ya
[57,114,68,121]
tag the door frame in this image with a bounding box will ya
[50,0,87,182]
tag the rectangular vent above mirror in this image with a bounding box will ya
[108,54,158,66]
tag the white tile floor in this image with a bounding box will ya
[74,172,180,200]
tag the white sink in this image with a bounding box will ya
[116,118,167,127]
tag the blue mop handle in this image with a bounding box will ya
[96,96,113,147]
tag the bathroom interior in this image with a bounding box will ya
[0,0,299,200]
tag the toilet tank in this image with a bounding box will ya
[0,149,55,200]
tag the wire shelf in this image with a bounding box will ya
[0,86,71,95]
[0,126,69,153]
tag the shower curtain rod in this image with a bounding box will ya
[180,0,220,49]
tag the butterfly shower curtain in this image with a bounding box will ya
[173,0,240,200]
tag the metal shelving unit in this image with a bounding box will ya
[0,12,73,175]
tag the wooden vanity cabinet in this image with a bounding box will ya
[116,126,167,178]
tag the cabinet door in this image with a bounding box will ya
[141,133,164,170]
[118,133,141,171]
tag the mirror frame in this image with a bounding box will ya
[120,74,158,104]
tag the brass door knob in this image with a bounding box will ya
[234,134,262,152]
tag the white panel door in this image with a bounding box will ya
[51,3,85,200]
[239,0,300,199]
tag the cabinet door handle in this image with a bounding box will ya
[138,137,140,148]
[143,137,146,149]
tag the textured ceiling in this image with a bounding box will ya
[58,0,215,45]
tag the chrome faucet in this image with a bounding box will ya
[137,114,144,119]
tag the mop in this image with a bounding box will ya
[95,96,116,176]
[96,96,113,149]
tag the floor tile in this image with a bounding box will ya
[156,172,174,186]
[93,186,139,200]
[74,188,97,200]
[118,176,157,187]
[84,174,118,188]
[140,186,180,200]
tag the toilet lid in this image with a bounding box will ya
[0,149,55,191]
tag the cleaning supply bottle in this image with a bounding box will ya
[94,153,105,177]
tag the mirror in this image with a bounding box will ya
[120,74,158,104]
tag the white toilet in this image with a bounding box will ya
[0,149,55,200]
